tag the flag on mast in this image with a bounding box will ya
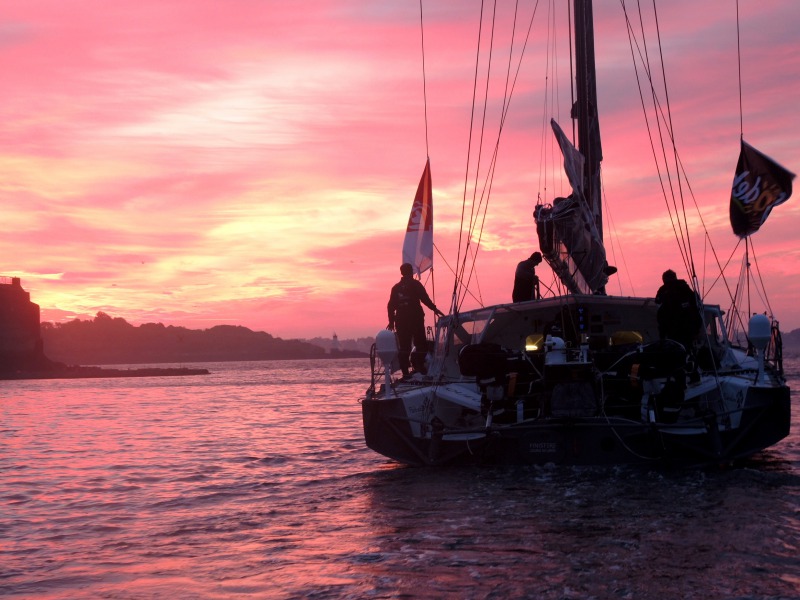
[730,140,795,237]
[402,159,433,275]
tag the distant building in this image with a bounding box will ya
[0,277,45,368]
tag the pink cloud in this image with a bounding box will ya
[2,1,798,339]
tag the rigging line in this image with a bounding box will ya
[469,0,540,306]
[458,0,541,310]
[419,0,430,157]
[418,1,435,305]
[652,0,697,279]
[628,1,697,278]
[702,236,742,298]
[701,227,708,299]
[620,1,690,274]
[433,242,484,307]
[421,266,433,293]
[727,252,751,339]
[461,0,497,293]
[729,256,747,335]
[499,0,520,135]
[462,245,486,308]
[458,0,522,310]
[549,0,563,196]
[466,0,519,244]
[670,146,741,310]
[567,0,574,142]
[629,3,732,294]
[452,0,485,310]
[459,0,526,313]
[601,180,634,296]
[746,236,751,323]
[635,0,691,275]
[748,237,775,319]
[735,0,743,139]
[627,1,689,274]
[536,0,553,207]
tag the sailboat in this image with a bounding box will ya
[362,1,792,467]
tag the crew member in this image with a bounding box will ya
[387,263,444,378]
[513,252,543,302]
[655,269,702,350]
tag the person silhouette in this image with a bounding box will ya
[655,269,702,350]
[387,263,443,378]
[513,252,543,302]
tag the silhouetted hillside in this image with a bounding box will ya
[782,328,800,356]
[41,312,328,365]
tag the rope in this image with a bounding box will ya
[735,0,743,139]
[418,2,436,306]
[621,0,704,287]
[749,237,775,320]
[620,2,687,272]
[419,0,430,157]
[455,0,541,312]
[451,0,486,315]
[459,0,498,308]
[652,1,697,282]
[459,0,524,309]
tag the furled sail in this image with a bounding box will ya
[730,140,795,238]
[535,120,610,295]
[402,159,433,275]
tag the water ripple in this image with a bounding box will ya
[0,358,798,599]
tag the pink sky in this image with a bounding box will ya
[2,1,799,339]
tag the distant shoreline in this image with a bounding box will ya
[1,365,210,381]
[1,353,370,381]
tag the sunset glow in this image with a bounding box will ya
[3,1,799,339]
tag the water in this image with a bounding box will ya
[1,357,799,599]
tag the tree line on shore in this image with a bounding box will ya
[40,312,365,365]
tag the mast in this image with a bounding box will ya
[534,0,611,295]
[573,0,603,241]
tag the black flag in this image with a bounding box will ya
[730,140,795,237]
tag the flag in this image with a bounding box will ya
[551,118,585,197]
[730,140,795,237]
[402,159,433,275]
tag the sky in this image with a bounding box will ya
[2,1,799,340]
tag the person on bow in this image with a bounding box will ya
[387,263,444,379]
[512,252,543,302]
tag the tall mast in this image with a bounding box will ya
[573,0,603,241]
[534,0,610,295]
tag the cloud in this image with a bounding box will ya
[3,0,798,338]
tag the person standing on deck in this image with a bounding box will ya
[387,263,444,379]
[655,269,702,351]
[512,252,543,302]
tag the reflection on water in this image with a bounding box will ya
[360,463,800,598]
[1,358,798,599]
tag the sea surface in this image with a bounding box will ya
[1,357,799,599]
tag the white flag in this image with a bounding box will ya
[402,159,433,275]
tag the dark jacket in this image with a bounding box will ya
[388,277,437,326]
[655,278,702,344]
[513,258,540,302]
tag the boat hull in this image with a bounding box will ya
[362,384,790,468]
